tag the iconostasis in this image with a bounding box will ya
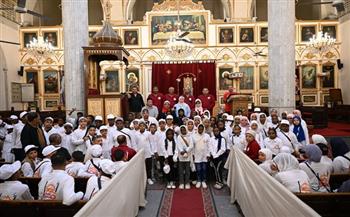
[19,3,340,111]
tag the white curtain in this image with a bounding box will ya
[75,149,147,217]
[225,146,320,217]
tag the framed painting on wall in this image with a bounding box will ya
[260,95,269,104]
[88,31,97,45]
[26,70,39,94]
[44,99,59,110]
[302,95,317,105]
[239,66,254,90]
[260,27,268,43]
[43,31,58,47]
[218,27,234,44]
[259,65,268,89]
[43,70,59,94]
[150,13,207,45]
[239,27,254,43]
[322,64,335,88]
[301,25,316,42]
[301,65,317,89]
[125,68,140,91]
[218,67,233,90]
[23,32,38,48]
[123,29,139,46]
[321,25,337,40]
[105,70,120,93]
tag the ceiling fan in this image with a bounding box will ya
[0,0,47,18]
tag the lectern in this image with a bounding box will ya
[231,95,251,116]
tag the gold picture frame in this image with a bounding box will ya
[302,94,317,105]
[122,28,140,47]
[21,30,38,49]
[258,26,268,44]
[300,23,318,43]
[217,26,235,45]
[44,98,59,110]
[238,25,255,44]
[42,30,59,48]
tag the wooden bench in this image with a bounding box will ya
[296,193,350,217]
[329,173,350,191]
[0,200,86,217]
[17,177,88,199]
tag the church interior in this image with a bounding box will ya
[0,0,350,216]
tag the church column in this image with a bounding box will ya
[268,0,295,114]
[62,0,89,113]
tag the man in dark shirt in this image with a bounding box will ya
[20,112,47,152]
[128,85,145,115]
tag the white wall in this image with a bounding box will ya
[0,16,23,110]
[339,14,350,104]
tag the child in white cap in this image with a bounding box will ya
[0,161,34,200]
[78,144,103,178]
[34,145,60,177]
[84,159,116,200]
[65,151,85,177]
[2,125,15,163]
[21,145,39,177]
[38,153,83,205]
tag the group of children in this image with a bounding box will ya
[1,107,350,204]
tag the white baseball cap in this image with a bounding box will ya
[158,119,166,123]
[107,114,115,120]
[24,145,37,154]
[226,115,234,121]
[166,115,173,120]
[10,115,18,120]
[63,122,73,128]
[90,145,103,158]
[280,120,290,126]
[95,116,103,121]
[42,145,60,157]
[254,107,261,112]
[44,117,54,122]
[20,111,28,119]
[99,159,116,175]
[115,117,124,122]
[0,161,21,180]
[99,125,108,131]
[79,117,87,122]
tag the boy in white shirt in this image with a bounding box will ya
[176,126,193,189]
[78,145,103,178]
[264,128,284,156]
[210,127,227,190]
[38,153,83,205]
[42,117,58,145]
[65,151,85,177]
[21,145,39,177]
[34,145,60,177]
[231,125,246,151]
[2,125,15,163]
[113,149,128,174]
[84,159,116,200]
[71,117,88,154]
[0,161,34,200]
[60,123,75,155]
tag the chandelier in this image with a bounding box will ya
[164,0,194,59]
[307,31,336,52]
[26,35,54,57]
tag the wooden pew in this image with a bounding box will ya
[296,193,350,217]
[17,177,88,199]
[329,173,350,191]
[0,200,86,217]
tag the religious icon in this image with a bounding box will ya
[218,67,233,90]
[123,30,139,46]
[125,68,139,91]
[105,71,120,93]
[26,70,39,94]
[259,66,268,89]
[23,32,38,47]
[239,27,254,43]
[151,14,207,45]
[239,66,254,90]
[43,71,59,94]
[43,32,58,47]
[303,95,316,104]
[322,25,336,39]
[261,96,269,104]
[45,100,59,109]
[322,64,335,88]
[219,27,234,44]
[260,27,268,43]
[301,65,317,89]
[301,26,316,42]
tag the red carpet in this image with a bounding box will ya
[170,188,205,217]
[313,122,350,137]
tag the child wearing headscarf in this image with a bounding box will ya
[292,116,309,146]
[240,116,250,134]
[192,124,211,188]
[299,144,332,192]
[176,125,193,189]
[273,153,311,193]
[194,99,204,116]
[330,138,350,173]
[257,113,268,141]
[250,120,263,147]
[258,148,274,175]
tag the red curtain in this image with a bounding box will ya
[151,62,216,98]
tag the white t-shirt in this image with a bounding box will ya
[192,133,211,163]
[264,137,283,155]
[299,161,332,192]
[274,169,310,193]
[38,170,83,205]
[0,181,33,200]
[34,158,52,178]
[65,162,85,177]
[84,176,111,200]
[332,151,350,173]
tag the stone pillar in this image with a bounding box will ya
[62,0,89,113]
[268,0,295,114]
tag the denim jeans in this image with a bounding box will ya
[195,162,207,182]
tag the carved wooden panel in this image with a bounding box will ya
[87,98,104,117]
[104,98,121,119]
